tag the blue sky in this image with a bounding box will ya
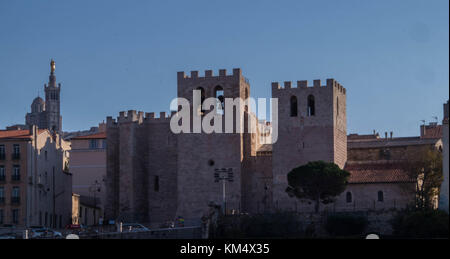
[0,0,448,136]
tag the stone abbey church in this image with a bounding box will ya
[105,69,442,223]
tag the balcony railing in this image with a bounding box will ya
[11,197,20,205]
[11,153,20,160]
[12,175,21,181]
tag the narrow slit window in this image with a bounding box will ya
[290,96,298,117]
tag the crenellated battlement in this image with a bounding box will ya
[272,78,346,94]
[177,68,242,81]
[106,110,176,127]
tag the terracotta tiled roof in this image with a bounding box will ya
[0,129,47,140]
[345,161,414,184]
[71,132,106,140]
[348,137,440,149]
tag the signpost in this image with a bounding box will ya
[214,168,233,214]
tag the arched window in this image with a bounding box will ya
[290,96,298,117]
[378,191,384,202]
[307,95,315,116]
[346,192,352,203]
[214,85,224,114]
[195,87,206,115]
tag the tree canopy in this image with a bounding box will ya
[286,161,350,213]
[403,147,443,210]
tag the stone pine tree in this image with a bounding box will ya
[286,161,350,213]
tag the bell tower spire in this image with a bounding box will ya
[49,59,56,87]
[45,58,62,132]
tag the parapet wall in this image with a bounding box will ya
[177,68,242,81]
[272,79,346,94]
[106,110,176,126]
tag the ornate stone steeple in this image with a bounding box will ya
[45,59,62,132]
[49,59,56,87]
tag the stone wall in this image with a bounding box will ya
[271,79,347,211]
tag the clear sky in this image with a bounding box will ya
[0,0,448,136]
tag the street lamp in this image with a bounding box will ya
[214,168,233,215]
[89,180,101,225]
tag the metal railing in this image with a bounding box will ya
[11,153,20,160]
[11,175,20,181]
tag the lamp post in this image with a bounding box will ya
[89,180,101,225]
[214,168,233,215]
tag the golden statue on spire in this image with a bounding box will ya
[50,59,55,73]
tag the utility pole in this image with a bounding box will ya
[214,168,233,215]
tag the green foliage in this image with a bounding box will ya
[404,147,443,210]
[213,212,303,239]
[391,209,449,238]
[286,161,350,212]
[325,214,369,237]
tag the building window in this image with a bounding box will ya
[11,187,20,204]
[0,187,4,204]
[0,166,5,181]
[79,207,82,218]
[195,87,206,115]
[102,139,107,149]
[307,95,315,116]
[89,139,98,149]
[12,144,20,160]
[378,191,384,202]
[215,85,224,114]
[39,212,42,226]
[346,192,352,203]
[154,176,160,192]
[12,165,20,181]
[336,97,339,116]
[12,209,19,224]
[45,212,48,227]
[0,145,5,160]
[290,96,298,117]
[0,209,3,224]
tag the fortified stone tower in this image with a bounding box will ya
[176,69,250,219]
[45,59,62,133]
[271,79,347,211]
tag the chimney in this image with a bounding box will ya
[385,132,388,139]
[420,125,426,138]
[390,131,393,139]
